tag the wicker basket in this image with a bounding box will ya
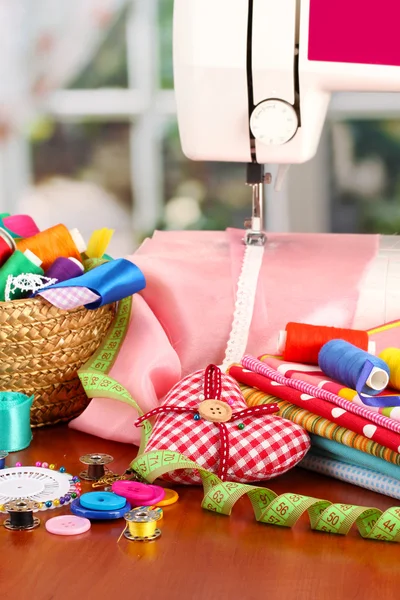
[0,297,115,427]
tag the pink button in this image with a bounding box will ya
[112,481,165,506]
[45,515,91,536]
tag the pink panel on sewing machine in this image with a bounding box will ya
[308,0,400,67]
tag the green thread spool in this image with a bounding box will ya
[0,249,44,301]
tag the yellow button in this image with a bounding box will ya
[198,400,232,423]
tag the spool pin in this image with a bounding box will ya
[3,500,40,531]
[123,508,161,542]
[79,453,114,481]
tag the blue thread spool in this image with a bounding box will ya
[318,340,390,395]
[0,451,8,469]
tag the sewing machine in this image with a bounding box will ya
[173,0,400,244]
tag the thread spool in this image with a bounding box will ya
[2,215,40,239]
[123,508,161,542]
[3,500,40,531]
[16,224,86,271]
[0,228,16,267]
[0,451,8,469]
[278,323,375,365]
[0,249,43,301]
[378,348,400,391]
[79,453,114,481]
[318,340,390,395]
[45,256,84,283]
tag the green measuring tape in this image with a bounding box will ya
[78,296,151,455]
[79,296,400,543]
[130,450,400,542]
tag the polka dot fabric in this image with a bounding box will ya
[142,369,310,485]
[230,360,400,455]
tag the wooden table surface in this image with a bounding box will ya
[2,425,400,600]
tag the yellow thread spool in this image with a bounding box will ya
[379,348,400,391]
[123,508,161,542]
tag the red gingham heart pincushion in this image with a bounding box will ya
[136,365,310,485]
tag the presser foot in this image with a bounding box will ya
[243,228,266,246]
[244,170,270,246]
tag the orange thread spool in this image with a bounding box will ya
[16,224,84,271]
[281,323,370,365]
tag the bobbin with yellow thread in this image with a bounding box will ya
[123,508,161,542]
[379,348,400,391]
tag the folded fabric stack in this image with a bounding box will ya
[229,353,400,500]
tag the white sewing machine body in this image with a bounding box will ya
[174,0,400,166]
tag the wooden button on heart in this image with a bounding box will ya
[198,400,232,423]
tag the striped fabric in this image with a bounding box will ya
[311,435,400,481]
[241,385,400,467]
[242,355,400,435]
[260,353,400,425]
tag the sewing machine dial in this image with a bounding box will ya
[250,99,298,146]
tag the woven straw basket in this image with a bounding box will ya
[0,297,115,427]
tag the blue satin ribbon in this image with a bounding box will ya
[0,393,34,452]
[357,360,400,408]
[38,258,146,309]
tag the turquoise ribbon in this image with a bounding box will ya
[0,393,34,452]
[37,258,146,309]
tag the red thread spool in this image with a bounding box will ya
[16,224,85,271]
[0,228,15,267]
[279,323,371,365]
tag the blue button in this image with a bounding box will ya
[80,491,127,511]
[70,498,131,520]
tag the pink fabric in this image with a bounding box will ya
[70,229,380,445]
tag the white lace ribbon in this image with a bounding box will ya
[5,274,58,302]
[220,244,265,372]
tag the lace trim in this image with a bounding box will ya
[5,274,58,302]
[220,244,265,372]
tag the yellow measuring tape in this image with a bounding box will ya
[79,296,400,543]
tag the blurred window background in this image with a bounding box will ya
[1,0,400,257]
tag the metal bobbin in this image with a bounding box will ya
[3,500,40,531]
[123,508,161,542]
[79,453,113,481]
